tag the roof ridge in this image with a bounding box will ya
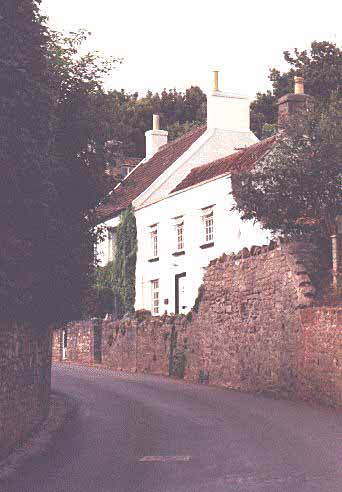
[171,134,278,194]
[96,124,207,222]
[156,123,206,151]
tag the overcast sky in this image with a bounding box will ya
[41,0,341,99]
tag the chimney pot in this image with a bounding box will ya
[294,76,304,95]
[153,114,160,131]
[145,114,168,159]
[213,70,219,92]
[277,76,313,129]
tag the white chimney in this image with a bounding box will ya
[207,71,250,132]
[145,114,168,159]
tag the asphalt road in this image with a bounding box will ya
[2,363,342,492]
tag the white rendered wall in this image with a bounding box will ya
[135,176,270,315]
[207,92,250,132]
[145,129,168,159]
[135,128,258,210]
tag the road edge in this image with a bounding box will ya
[0,393,74,481]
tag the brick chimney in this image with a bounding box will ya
[277,76,314,129]
[145,114,168,159]
[207,71,251,133]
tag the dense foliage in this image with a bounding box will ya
[82,285,114,319]
[102,85,206,159]
[233,97,342,241]
[0,0,55,324]
[250,41,342,138]
[94,208,137,318]
[112,208,137,316]
[44,28,121,323]
[0,3,118,326]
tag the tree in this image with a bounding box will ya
[101,86,207,157]
[250,91,278,139]
[47,29,121,207]
[270,41,341,103]
[250,41,342,138]
[44,28,120,322]
[0,0,56,325]
[233,97,342,245]
[166,121,202,141]
[0,4,121,327]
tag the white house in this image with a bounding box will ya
[96,71,282,315]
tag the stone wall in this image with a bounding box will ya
[52,319,101,364]
[53,240,341,407]
[0,322,52,459]
[299,307,342,407]
[180,241,317,394]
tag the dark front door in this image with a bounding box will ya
[175,272,186,314]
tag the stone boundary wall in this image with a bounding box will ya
[0,323,52,459]
[299,307,342,407]
[53,240,341,407]
[52,320,98,364]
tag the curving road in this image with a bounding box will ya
[2,363,342,492]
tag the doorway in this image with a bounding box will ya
[175,272,187,314]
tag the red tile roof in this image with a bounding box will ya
[171,135,277,193]
[96,125,206,223]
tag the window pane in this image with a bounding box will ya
[151,279,159,315]
[177,223,184,250]
[151,229,158,257]
[204,215,214,242]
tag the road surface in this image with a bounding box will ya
[2,363,342,491]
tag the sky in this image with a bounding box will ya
[41,0,341,100]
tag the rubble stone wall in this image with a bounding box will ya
[52,240,341,407]
[0,323,52,459]
[299,307,342,407]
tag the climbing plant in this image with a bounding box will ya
[112,207,137,316]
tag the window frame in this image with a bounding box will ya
[151,279,160,315]
[150,226,158,258]
[203,211,214,243]
[176,221,184,251]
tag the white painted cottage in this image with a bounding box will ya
[96,72,278,315]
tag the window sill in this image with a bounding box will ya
[200,242,214,249]
[172,250,185,256]
[148,257,159,262]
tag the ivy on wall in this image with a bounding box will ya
[92,207,137,317]
[113,207,137,316]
